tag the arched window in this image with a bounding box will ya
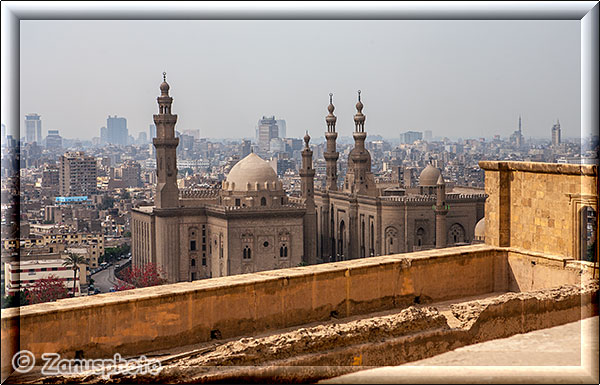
[361,219,365,257]
[243,245,252,260]
[385,226,398,255]
[261,197,267,206]
[416,228,425,247]
[339,220,345,258]
[448,223,466,245]
[370,222,375,256]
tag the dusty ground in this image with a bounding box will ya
[322,316,599,384]
[6,281,598,384]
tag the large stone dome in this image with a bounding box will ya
[419,164,442,186]
[225,153,280,192]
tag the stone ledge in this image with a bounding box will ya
[478,160,597,176]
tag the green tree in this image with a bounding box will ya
[1,290,30,309]
[62,253,88,297]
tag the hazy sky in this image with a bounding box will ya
[20,20,581,141]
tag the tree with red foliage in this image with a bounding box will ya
[26,275,70,304]
[116,263,167,291]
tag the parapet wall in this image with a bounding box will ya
[1,244,591,380]
[479,161,598,258]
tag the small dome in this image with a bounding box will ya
[304,131,311,145]
[419,164,442,186]
[226,153,279,192]
[160,81,170,94]
[474,218,485,240]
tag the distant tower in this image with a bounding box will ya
[153,73,180,209]
[343,90,376,197]
[435,174,448,248]
[324,93,339,191]
[24,113,42,144]
[552,119,561,146]
[516,115,523,147]
[300,131,317,265]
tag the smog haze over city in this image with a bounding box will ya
[2,3,599,384]
[19,19,581,141]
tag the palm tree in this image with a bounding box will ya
[62,253,88,297]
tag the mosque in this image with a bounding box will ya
[131,77,486,283]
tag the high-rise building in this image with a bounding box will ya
[240,139,252,158]
[137,131,148,144]
[400,131,423,144]
[117,160,142,188]
[276,119,287,138]
[41,166,60,189]
[552,119,561,146]
[105,115,128,146]
[257,116,279,153]
[24,113,42,144]
[149,124,157,140]
[59,151,98,197]
[45,130,63,148]
[424,130,433,142]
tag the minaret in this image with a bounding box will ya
[435,174,448,248]
[153,72,179,209]
[343,90,376,197]
[324,93,339,191]
[300,131,317,265]
[518,115,522,134]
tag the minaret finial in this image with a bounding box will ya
[329,93,333,104]
[354,90,365,132]
[304,130,311,147]
[163,72,166,82]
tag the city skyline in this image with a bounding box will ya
[18,19,581,141]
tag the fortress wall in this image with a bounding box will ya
[3,245,499,371]
[480,161,598,258]
[1,244,591,379]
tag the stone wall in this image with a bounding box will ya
[479,161,598,258]
[2,244,591,380]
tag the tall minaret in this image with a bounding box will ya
[343,90,377,197]
[300,131,317,265]
[153,72,180,209]
[435,174,448,248]
[518,115,522,134]
[324,93,339,191]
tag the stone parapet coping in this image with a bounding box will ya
[1,244,497,320]
[478,160,597,176]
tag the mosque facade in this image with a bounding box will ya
[131,77,486,283]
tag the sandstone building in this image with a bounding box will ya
[132,76,309,282]
[132,78,486,283]
[314,92,486,262]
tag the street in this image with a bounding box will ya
[91,264,117,293]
